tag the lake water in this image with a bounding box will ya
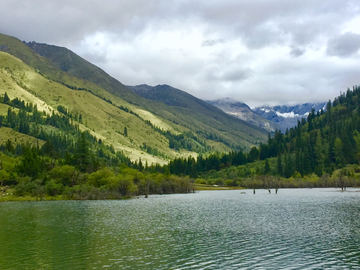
[1,188,360,269]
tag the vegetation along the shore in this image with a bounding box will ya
[1,85,360,200]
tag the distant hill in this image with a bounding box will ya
[206,97,278,133]
[253,103,326,132]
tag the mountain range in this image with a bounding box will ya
[207,97,326,132]
[206,98,278,133]
[0,33,268,164]
[252,102,326,132]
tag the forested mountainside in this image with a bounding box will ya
[165,86,360,189]
[0,32,267,200]
[0,92,195,199]
[0,31,358,201]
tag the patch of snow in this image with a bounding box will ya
[276,111,297,118]
[260,108,271,113]
[275,111,309,118]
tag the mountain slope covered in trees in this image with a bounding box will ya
[164,86,360,189]
[0,33,268,164]
[0,32,359,199]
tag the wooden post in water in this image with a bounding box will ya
[253,189,255,194]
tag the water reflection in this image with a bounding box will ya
[1,189,360,269]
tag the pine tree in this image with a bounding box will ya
[277,154,283,176]
[3,92,10,104]
[74,132,90,172]
[334,138,345,167]
[264,159,270,175]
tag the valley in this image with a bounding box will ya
[0,32,359,201]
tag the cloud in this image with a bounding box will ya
[201,39,224,47]
[326,32,360,57]
[0,0,360,107]
[290,47,305,57]
[205,65,253,82]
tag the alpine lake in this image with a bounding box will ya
[1,188,360,269]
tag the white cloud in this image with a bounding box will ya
[0,0,360,107]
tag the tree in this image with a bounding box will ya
[88,167,115,187]
[124,127,128,137]
[3,92,10,104]
[248,147,259,163]
[353,130,360,164]
[334,138,345,167]
[277,154,283,176]
[16,145,44,179]
[74,132,90,172]
[314,131,328,175]
[264,159,270,175]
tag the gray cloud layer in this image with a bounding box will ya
[0,0,360,106]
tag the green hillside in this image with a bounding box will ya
[22,38,268,150]
[0,32,268,165]
[0,51,187,164]
[164,86,360,190]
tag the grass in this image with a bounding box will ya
[0,127,46,147]
[0,190,65,202]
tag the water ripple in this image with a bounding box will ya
[1,189,360,269]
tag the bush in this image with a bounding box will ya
[14,177,34,196]
[45,180,64,196]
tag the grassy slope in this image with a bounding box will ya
[129,84,268,149]
[0,52,197,164]
[0,34,175,132]
[24,39,268,151]
[0,126,45,147]
[0,33,267,161]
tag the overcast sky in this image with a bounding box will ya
[1,0,360,107]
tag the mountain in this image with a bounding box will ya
[25,41,138,102]
[253,102,326,132]
[0,33,268,165]
[167,87,360,183]
[206,97,278,133]
[126,84,269,149]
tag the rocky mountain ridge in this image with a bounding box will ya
[253,102,326,132]
[207,97,326,133]
[205,97,278,133]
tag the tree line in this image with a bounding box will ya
[0,93,194,199]
[153,86,360,182]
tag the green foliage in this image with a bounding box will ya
[88,167,115,187]
[164,85,360,182]
[16,145,45,179]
